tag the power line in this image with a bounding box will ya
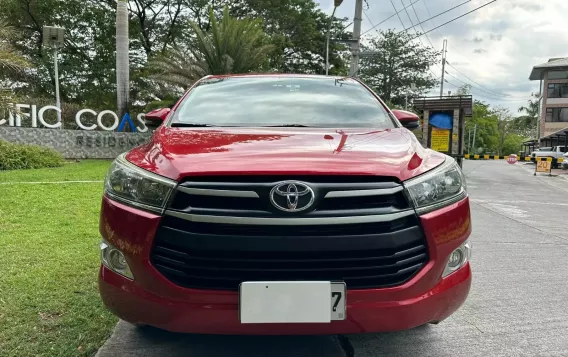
[444,72,528,101]
[421,0,435,26]
[445,62,525,98]
[403,0,442,71]
[361,0,422,36]
[409,0,498,40]
[361,8,440,83]
[380,1,441,81]
[399,0,420,34]
[396,0,472,35]
[389,0,410,33]
[415,0,519,100]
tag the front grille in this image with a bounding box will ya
[151,176,428,291]
[168,176,410,215]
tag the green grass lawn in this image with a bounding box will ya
[0,160,112,183]
[0,160,118,356]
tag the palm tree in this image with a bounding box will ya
[518,93,540,118]
[116,0,129,120]
[517,93,541,138]
[0,21,30,116]
[0,21,30,73]
[150,7,274,88]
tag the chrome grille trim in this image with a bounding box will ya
[324,187,403,198]
[177,186,259,198]
[164,209,415,225]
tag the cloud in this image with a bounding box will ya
[490,34,503,41]
[314,0,568,112]
[512,3,544,12]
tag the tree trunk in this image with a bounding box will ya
[116,0,130,126]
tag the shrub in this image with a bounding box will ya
[0,140,64,170]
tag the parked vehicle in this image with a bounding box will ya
[531,146,566,159]
[98,74,472,334]
[531,146,567,168]
[562,152,568,170]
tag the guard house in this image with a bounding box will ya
[413,96,473,165]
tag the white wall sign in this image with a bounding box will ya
[0,103,148,132]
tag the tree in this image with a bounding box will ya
[465,101,498,154]
[149,7,273,87]
[0,21,31,116]
[495,107,515,155]
[455,84,472,96]
[116,0,129,120]
[223,0,350,75]
[516,93,540,138]
[1,0,350,112]
[0,21,31,73]
[358,29,439,105]
[518,93,540,118]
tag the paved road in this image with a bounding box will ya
[96,161,568,357]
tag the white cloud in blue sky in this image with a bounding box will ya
[315,0,568,113]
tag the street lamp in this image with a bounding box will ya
[326,0,344,76]
[42,26,65,128]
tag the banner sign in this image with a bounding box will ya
[0,103,148,132]
[431,128,450,152]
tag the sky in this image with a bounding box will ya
[315,0,568,114]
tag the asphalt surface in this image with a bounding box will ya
[95,160,568,357]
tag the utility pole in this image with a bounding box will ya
[536,91,543,145]
[468,129,471,154]
[43,26,65,128]
[53,44,61,127]
[326,1,344,75]
[440,39,448,98]
[349,0,364,76]
[471,124,478,154]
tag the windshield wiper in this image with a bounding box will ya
[171,123,220,128]
[264,124,311,127]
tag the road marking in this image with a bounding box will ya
[483,202,528,219]
[0,180,104,185]
[471,198,568,207]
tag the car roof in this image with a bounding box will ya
[203,73,353,81]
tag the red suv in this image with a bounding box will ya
[98,74,471,334]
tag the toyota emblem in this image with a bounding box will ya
[269,181,315,212]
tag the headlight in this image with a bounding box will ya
[104,153,176,213]
[404,157,467,214]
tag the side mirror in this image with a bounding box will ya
[145,108,171,130]
[392,109,420,130]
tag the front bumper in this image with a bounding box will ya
[98,196,472,334]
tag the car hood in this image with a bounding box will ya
[126,127,446,182]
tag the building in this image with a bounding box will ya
[529,57,568,139]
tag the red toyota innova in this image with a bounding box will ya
[98,74,472,334]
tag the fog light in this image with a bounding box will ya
[100,240,134,279]
[442,240,471,277]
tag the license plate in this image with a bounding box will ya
[239,281,346,324]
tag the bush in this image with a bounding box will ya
[0,140,64,170]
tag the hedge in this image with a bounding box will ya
[0,140,64,170]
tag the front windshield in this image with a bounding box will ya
[170,76,396,128]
